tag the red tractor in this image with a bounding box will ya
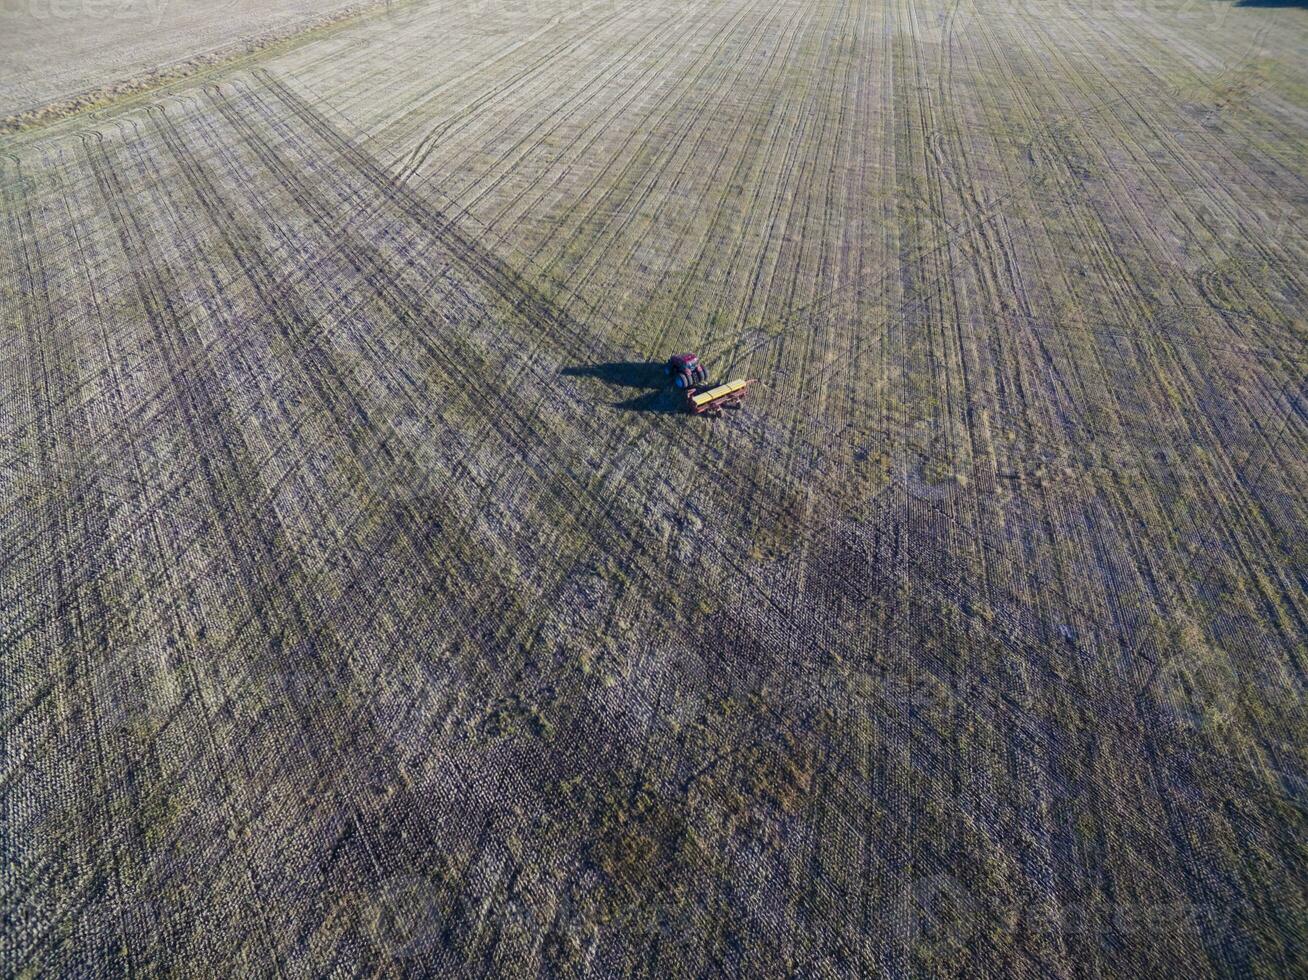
[666,352,708,390]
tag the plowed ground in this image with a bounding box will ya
[3,0,1306,975]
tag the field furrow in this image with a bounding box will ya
[3,0,1306,974]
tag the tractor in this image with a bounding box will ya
[665,352,708,390]
[666,352,756,415]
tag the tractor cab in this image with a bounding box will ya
[666,353,707,389]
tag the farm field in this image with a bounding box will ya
[2,0,1307,975]
[0,0,375,119]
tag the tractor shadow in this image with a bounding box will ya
[561,361,663,388]
[561,361,684,414]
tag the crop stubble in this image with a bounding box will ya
[2,0,1306,975]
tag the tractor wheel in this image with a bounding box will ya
[674,371,691,389]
